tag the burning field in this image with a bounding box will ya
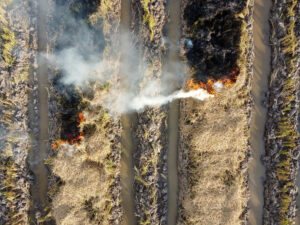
[187,67,240,94]
[0,0,251,224]
[51,112,85,150]
[1,0,299,224]
[177,0,253,224]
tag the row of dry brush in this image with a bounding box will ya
[0,0,39,224]
[263,0,300,224]
[178,0,253,224]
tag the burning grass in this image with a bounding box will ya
[49,1,122,224]
[49,81,122,225]
[178,0,251,224]
[187,67,240,95]
[51,112,85,150]
[51,99,122,225]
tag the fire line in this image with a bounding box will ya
[187,67,240,94]
[51,112,85,149]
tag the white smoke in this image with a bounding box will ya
[212,81,223,92]
[46,2,213,115]
[130,89,213,111]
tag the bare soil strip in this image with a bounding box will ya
[121,115,136,225]
[167,102,179,225]
[120,1,136,224]
[28,0,50,220]
[248,0,271,224]
[164,0,182,224]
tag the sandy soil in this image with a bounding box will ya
[247,0,271,223]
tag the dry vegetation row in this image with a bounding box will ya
[0,0,36,224]
[131,0,168,224]
[0,0,15,67]
[263,0,300,224]
[47,1,123,224]
[178,0,253,224]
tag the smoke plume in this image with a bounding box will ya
[130,89,213,111]
[46,1,212,115]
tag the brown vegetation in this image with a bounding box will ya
[49,1,123,224]
[0,0,15,67]
[51,103,121,225]
[0,0,33,224]
[178,0,252,224]
[131,0,168,224]
[263,0,299,224]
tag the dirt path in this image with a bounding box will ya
[28,0,49,220]
[120,0,136,224]
[167,102,179,225]
[164,0,182,224]
[296,161,300,224]
[120,114,136,225]
[248,0,271,224]
[297,105,300,224]
[295,92,300,224]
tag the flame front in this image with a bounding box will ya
[51,112,86,149]
[187,67,240,94]
[77,112,86,123]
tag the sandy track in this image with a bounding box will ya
[163,0,182,224]
[120,3,136,224]
[248,0,271,224]
[28,0,50,221]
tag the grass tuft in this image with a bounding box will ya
[270,0,299,223]
[141,0,157,41]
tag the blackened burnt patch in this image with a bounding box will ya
[184,10,242,81]
[70,0,100,20]
[51,0,106,143]
[54,0,105,56]
[53,75,83,143]
[184,0,246,26]
[183,0,206,27]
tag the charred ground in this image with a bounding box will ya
[183,1,245,82]
[0,0,300,225]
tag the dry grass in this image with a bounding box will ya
[51,97,120,225]
[50,1,122,224]
[178,3,251,224]
[88,0,120,38]
[0,0,13,23]
[141,0,157,41]
[0,0,16,67]
[133,108,167,224]
[179,84,249,225]
[272,0,299,223]
[0,116,28,224]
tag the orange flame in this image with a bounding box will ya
[187,78,215,94]
[187,67,240,95]
[77,112,86,123]
[52,113,86,149]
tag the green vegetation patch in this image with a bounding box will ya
[141,0,156,41]
[0,0,16,67]
[273,0,299,224]
[0,158,24,224]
